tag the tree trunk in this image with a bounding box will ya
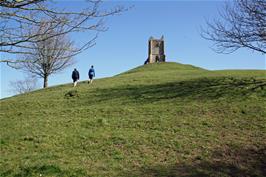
[43,75,48,88]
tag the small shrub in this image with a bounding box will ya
[97,118,108,126]
[23,136,34,141]
[65,90,78,98]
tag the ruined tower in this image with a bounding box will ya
[146,36,166,64]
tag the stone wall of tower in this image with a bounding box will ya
[147,36,166,64]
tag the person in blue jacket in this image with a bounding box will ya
[72,68,80,87]
[88,65,95,84]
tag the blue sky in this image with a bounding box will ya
[0,0,265,99]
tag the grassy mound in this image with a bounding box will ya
[1,62,266,176]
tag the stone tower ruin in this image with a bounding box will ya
[145,36,166,64]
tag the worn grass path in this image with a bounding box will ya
[1,62,266,176]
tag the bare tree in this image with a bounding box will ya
[20,23,76,88]
[202,0,266,54]
[0,0,126,67]
[9,76,38,94]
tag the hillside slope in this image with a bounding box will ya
[1,62,266,176]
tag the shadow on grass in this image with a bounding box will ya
[120,145,266,177]
[1,164,86,177]
[1,146,265,176]
[90,77,266,104]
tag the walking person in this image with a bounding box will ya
[88,65,95,84]
[72,68,80,87]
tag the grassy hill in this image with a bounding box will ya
[1,62,266,177]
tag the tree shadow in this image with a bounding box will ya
[1,164,86,177]
[88,77,266,105]
[120,145,266,177]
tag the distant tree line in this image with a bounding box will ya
[9,76,38,94]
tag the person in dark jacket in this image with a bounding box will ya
[88,65,95,84]
[72,68,80,87]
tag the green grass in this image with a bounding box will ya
[1,62,266,176]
